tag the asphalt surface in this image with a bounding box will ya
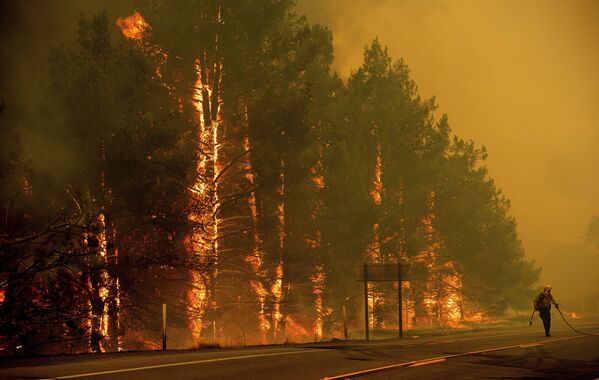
[1,316,598,379]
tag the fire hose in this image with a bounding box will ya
[554,307,599,337]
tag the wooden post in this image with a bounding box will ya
[342,304,348,340]
[397,263,403,338]
[162,303,167,351]
[363,263,369,341]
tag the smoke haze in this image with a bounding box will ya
[0,0,135,191]
[296,0,599,300]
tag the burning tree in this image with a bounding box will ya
[41,12,195,352]
[117,0,338,345]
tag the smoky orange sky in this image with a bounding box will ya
[297,0,599,297]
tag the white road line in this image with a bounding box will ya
[408,358,446,367]
[39,349,324,379]
[519,343,541,348]
[322,335,587,380]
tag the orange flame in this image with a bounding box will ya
[116,11,148,40]
[186,59,222,346]
[307,147,328,339]
[272,164,285,339]
[366,142,384,327]
[367,223,381,261]
[243,131,270,342]
[187,273,207,344]
[370,143,382,204]
[366,223,386,329]
[311,266,326,340]
[310,158,325,189]
[440,261,464,326]
[411,192,467,327]
[567,311,581,319]
[21,177,32,196]
[271,260,284,338]
[97,213,109,352]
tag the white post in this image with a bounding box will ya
[162,303,167,350]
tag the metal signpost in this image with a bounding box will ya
[356,263,409,340]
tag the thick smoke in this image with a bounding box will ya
[0,0,134,194]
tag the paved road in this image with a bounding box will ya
[1,317,598,379]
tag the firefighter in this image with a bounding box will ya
[534,285,559,337]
